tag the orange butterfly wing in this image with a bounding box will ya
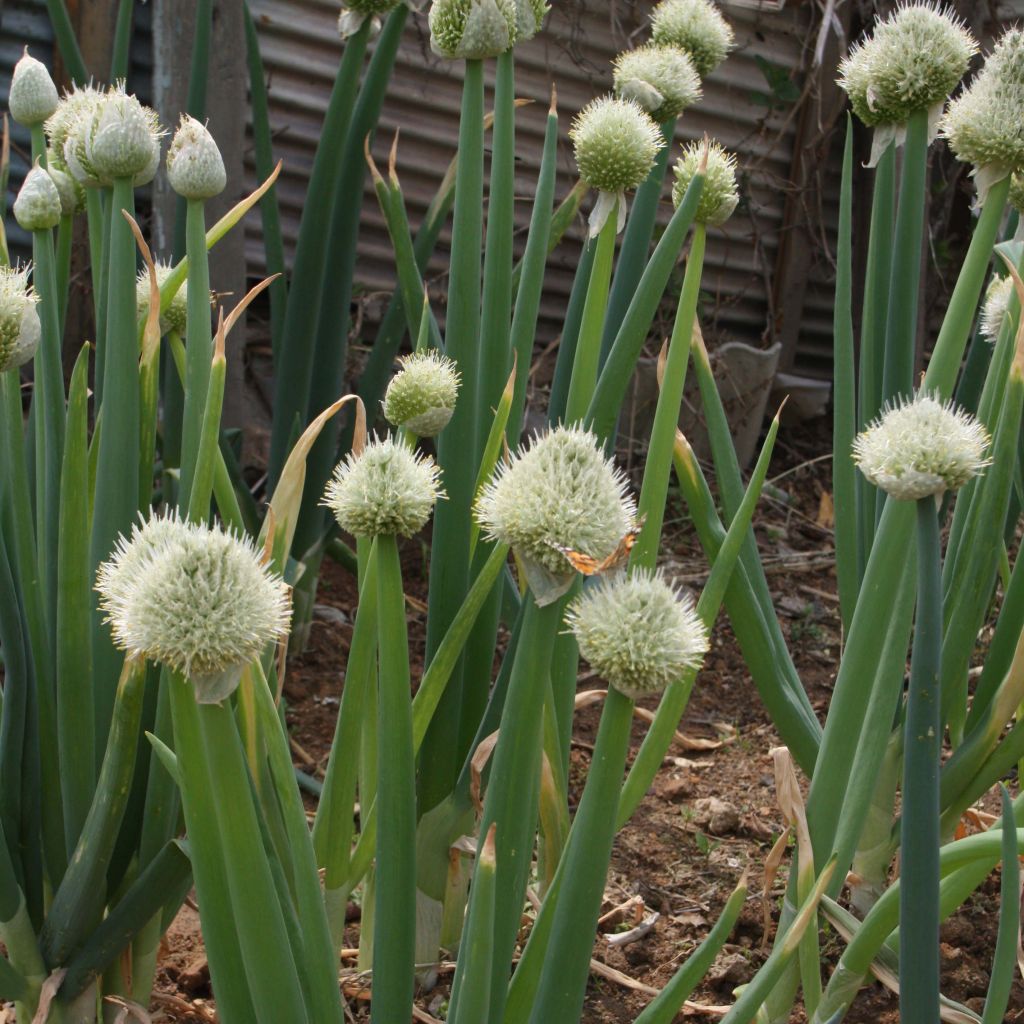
[551,519,645,576]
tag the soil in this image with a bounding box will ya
[150,419,1024,1023]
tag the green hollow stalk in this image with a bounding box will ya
[267,18,372,487]
[899,497,943,1024]
[369,534,417,1023]
[418,59,485,814]
[981,787,1019,1024]
[564,204,619,423]
[548,242,596,425]
[44,0,88,83]
[178,199,214,508]
[84,191,107,388]
[447,596,566,1023]
[0,817,47,1021]
[55,214,73,334]
[109,0,134,82]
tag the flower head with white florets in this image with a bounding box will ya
[942,28,1024,205]
[566,569,709,700]
[137,263,188,337]
[613,45,702,123]
[649,0,734,79]
[429,0,518,60]
[980,275,1014,343]
[323,435,444,538]
[338,0,405,38]
[852,392,989,501]
[96,513,292,702]
[475,425,638,604]
[570,95,664,236]
[838,3,977,166]
[383,350,461,437]
[672,138,739,226]
[0,265,40,374]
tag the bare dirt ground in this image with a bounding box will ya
[152,419,1024,1022]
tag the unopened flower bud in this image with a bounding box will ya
[96,513,291,702]
[78,86,163,187]
[383,350,460,436]
[9,49,58,127]
[672,139,738,226]
[475,425,637,603]
[429,0,518,60]
[166,115,226,200]
[613,45,701,123]
[566,570,709,699]
[513,0,548,42]
[137,263,188,336]
[46,157,84,217]
[853,392,989,500]
[323,435,444,538]
[649,0,734,79]
[337,0,403,37]
[14,162,62,231]
[0,266,40,373]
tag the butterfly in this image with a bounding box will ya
[549,517,646,576]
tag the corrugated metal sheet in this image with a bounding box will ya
[244,0,817,359]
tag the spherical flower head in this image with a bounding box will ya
[941,29,1024,199]
[613,45,702,123]
[513,0,548,42]
[166,115,227,200]
[382,350,460,437]
[338,0,403,36]
[77,86,163,187]
[837,3,976,128]
[96,514,291,701]
[323,435,444,538]
[571,95,663,196]
[45,84,104,176]
[567,570,708,699]
[9,49,59,127]
[46,156,84,217]
[853,392,989,500]
[649,0,734,79]
[475,426,637,596]
[981,275,1013,343]
[0,266,40,373]
[14,163,62,232]
[672,139,739,226]
[137,263,188,336]
[429,0,518,60]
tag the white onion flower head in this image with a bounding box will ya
[672,139,738,226]
[9,49,59,127]
[853,392,989,500]
[513,0,548,42]
[649,0,734,79]
[475,426,637,603]
[96,513,291,702]
[429,0,518,60]
[14,162,62,232]
[613,45,702,123]
[137,263,188,336]
[0,266,40,373]
[571,96,664,235]
[566,570,709,700]
[980,275,1013,342]
[838,3,976,164]
[941,28,1024,204]
[46,157,84,217]
[323,435,444,538]
[383,350,460,437]
[45,84,104,174]
[166,115,226,200]
[338,0,404,38]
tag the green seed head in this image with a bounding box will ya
[513,0,548,42]
[570,95,664,195]
[942,28,1024,192]
[475,425,637,579]
[383,350,461,437]
[45,156,84,217]
[166,115,226,200]
[672,139,739,226]
[137,263,188,336]
[14,162,62,232]
[566,569,709,699]
[0,266,40,373]
[9,48,59,127]
[96,514,291,695]
[853,392,989,500]
[838,3,977,128]
[429,0,518,60]
[323,435,444,538]
[980,275,1013,343]
[613,44,702,123]
[649,0,734,79]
